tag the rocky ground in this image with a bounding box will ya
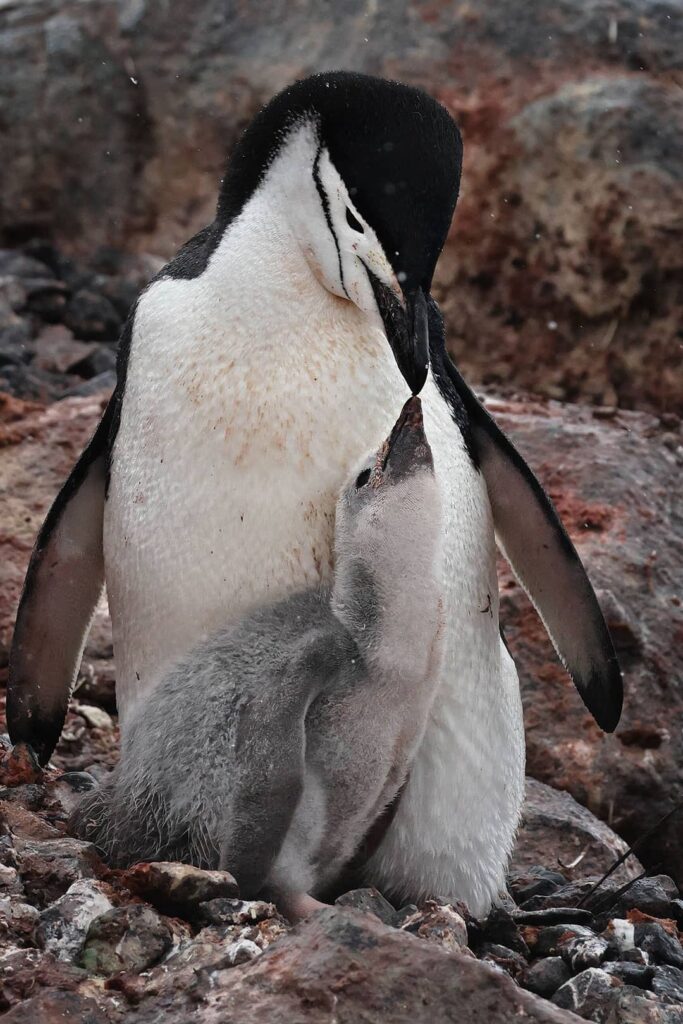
[1,739,683,1023]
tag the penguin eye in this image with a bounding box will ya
[346,208,364,233]
[355,468,371,489]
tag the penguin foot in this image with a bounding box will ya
[277,891,327,923]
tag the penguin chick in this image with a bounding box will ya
[71,397,444,916]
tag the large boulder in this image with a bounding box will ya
[0,0,680,412]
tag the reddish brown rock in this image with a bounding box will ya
[129,907,581,1023]
[491,396,683,887]
[513,779,643,885]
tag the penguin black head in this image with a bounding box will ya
[218,71,463,394]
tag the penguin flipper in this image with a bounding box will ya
[7,402,111,765]
[429,305,622,732]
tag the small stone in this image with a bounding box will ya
[672,902,683,926]
[335,888,398,926]
[0,744,43,787]
[603,960,655,989]
[224,937,262,965]
[69,344,117,379]
[478,905,529,955]
[520,956,571,998]
[31,325,97,375]
[0,897,40,947]
[602,877,677,922]
[561,934,610,971]
[523,879,610,912]
[2,989,110,1024]
[552,967,623,1019]
[508,866,566,905]
[24,280,69,322]
[528,923,595,957]
[653,965,683,1004]
[0,801,62,840]
[395,903,421,929]
[64,289,121,341]
[514,907,594,926]
[635,922,683,968]
[0,250,54,280]
[479,942,527,978]
[0,865,23,897]
[603,917,636,955]
[80,903,172,976]
[197,898,278,927]
[75,705,114,731]
[37,879,114,962]
[405,901,468,952]
[122,861,239,918]
[60,370,116,397]
[15,836,101,907]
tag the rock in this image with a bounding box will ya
[60,371,116,398]
[513,779,643,886]
[0,744,43,787]
[31,325,98,375]
[509,866,568,905]
[476,905,530,956]
[493,398,683,888]
[603,960,655,989]
[653,966,683,1005]
[594,878,679,927]
[14,836,101,907]
[480,942,528,978]
[0,948,88,1013]
[514,908,595,927]
[80,903,172,976]
[527,924,595,958]
[2,990,111,1024]
[0,251,54,280]
[635,923,683,969]
[64,290,121,342]
[69,345,117,380]
[552,967,624,1020]
[37,879,114,962]
[122,861,239,918]
[603,918,637,956]
[197,898,279,927]
[404,901,469,953]
[561,935,610,971]
[0,898,40,947]
[132,906,585,1022]
[522,956,573,998]
[335,887,398,926]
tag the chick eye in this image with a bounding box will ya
[346,207,364,233]
[355,468,371,489]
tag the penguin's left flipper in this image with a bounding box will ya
[7,402,111,766]
[429,303,622,732]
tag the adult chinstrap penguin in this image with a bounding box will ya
[8,70,622,916]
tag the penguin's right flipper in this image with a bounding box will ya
[7,401,113,766]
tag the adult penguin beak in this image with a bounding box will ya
[366,270,431,395]
[405,288,430,395]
